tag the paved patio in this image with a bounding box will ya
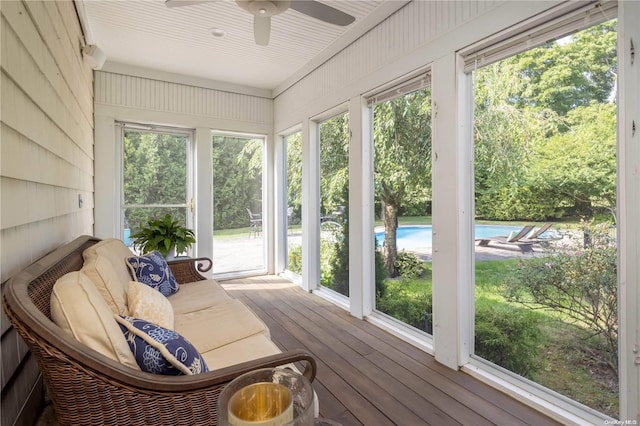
[211,230,551,275]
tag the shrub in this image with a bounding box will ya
[475,298,544,377]
[331,209,349,297]
[376,280,432,331]
[475,186,562,220]
[320,238,339,289]
[287,244,302,274]
[394,251,426,279]
[506,221,618,372]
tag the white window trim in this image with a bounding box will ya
[450,1,633,423]
[617,1,640,421]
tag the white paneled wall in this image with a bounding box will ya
[274,0,498,130]
[95,71,273,126]
[0,1,94,424]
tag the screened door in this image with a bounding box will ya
[212,133,265,275]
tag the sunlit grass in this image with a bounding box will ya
[379,257,618,418]
[213,227,251,238]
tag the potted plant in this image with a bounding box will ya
[130,214,196,259]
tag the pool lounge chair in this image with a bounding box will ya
[524,223,552,240]
[476,225,536,252]
[524,223,563,243]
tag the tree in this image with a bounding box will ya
[473,57,564,220]
[373,89,432,276]
[528,103,617,220]
[319,114,350,294]
[473,21,617,221]
[286,132,302,222]
[123,131,188,231]
[320,114,349,215]
[508,21,617,116]
[212,136,263,229]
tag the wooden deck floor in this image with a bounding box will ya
[222,275,561,426]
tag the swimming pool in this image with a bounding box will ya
[374,225,522,250]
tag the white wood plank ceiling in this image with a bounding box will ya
[80,0,396,90]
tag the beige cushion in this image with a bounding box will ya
[174,299,269,353]
[50,271,139,370]
[168,279,232,315]
[200,334,281,371]
[127,281,174,329]
[82,239,134,315]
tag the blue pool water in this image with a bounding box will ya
[375,225,521,250]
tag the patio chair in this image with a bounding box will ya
[476,224,536,252]
[247,208,262,237]
[287,206,294,234]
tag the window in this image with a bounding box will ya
[285,132,303,275]
[469,15,619,418]
[121,125,194,253]
[369,75,434,336]
[318,113,350,298]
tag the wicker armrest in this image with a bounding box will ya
[2,236,317,425]
[4,291,316,425]
[167,257,213,283]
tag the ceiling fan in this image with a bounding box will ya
[165,0,355,46]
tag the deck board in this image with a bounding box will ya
[223,276,562,426]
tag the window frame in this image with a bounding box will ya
[456,3,623,423]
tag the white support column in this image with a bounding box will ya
[264,132,275,274]
[302,119,321,291]
[94,116,118,239]
[273,133,287,274]
[194,127,213,268]
[618,1,640,421]
[431,52,473,370]
[348,95,374,319]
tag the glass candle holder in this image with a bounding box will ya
[218,368,314,426]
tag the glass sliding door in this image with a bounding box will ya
[212,133,265,276]
[370,84,433,334]
[318,113,349,297]
[122,126,193,254]
[285,132,302,275]
[471,19,619,417]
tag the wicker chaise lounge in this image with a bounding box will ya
[3,235,316,425]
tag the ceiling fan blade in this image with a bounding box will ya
[289,0,355,26]
[165,0,213,8]
[254,15,271,46]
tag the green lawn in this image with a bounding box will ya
[214,215,616,415]
[377,258,618,417]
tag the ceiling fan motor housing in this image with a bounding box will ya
[236,0,291,17]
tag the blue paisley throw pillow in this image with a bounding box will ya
[126,251,179,297]
[115,315,208,375]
